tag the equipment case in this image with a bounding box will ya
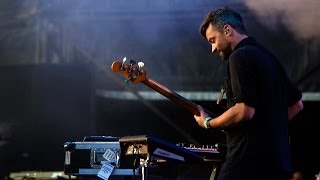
[63,136,134,176]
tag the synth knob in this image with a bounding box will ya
[189,144,196,148]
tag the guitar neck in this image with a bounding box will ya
[142,78,217,118]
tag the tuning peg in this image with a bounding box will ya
[128,60,137,72]
[120,57,127,70]
[124,76,135,85]
[124,78,130,84]
[129,59,136,65]
[137,62,144,75]
[138,62,144,68]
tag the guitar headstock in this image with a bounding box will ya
[111,58,147,84]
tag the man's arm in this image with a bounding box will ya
[288,99,304,120]
[194,103,255,129]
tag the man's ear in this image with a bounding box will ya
[223,25,231,35]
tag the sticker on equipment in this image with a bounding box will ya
[98,161,114,180]
[103,149,117,164]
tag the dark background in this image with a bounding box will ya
[0,0,319,179]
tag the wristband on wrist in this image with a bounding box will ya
[203,117,212,129]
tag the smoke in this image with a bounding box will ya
[244,0,320,40]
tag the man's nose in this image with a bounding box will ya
[211,45,217,53]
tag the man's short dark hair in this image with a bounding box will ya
[199,7,247,39]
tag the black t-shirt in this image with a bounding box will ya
[219,37,302,178]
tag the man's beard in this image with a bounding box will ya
[220,45,233,61]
